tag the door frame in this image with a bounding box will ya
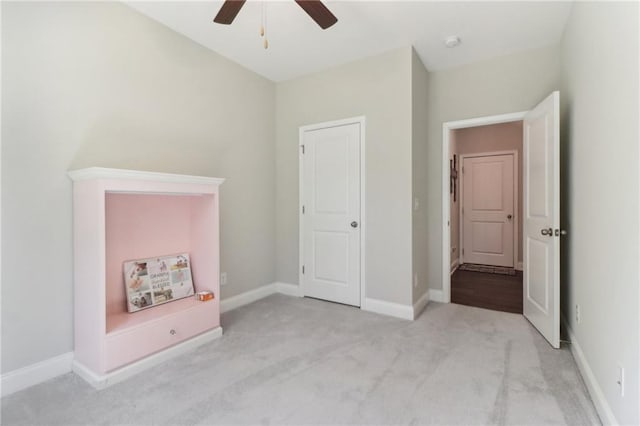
[442,111,526,303]
[299,116,366,307]
[458,150,519,269]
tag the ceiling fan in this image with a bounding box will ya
[213,0,338,30]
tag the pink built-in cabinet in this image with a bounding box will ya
[68,168,224,388]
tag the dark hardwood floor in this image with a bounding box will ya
[451,269,523,314]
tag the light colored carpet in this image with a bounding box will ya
[2,295,600,425]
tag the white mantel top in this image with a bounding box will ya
[68,167,225,186]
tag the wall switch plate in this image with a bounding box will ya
[575,304,581,324]
[414,197,420,211]
[220,272,228,286]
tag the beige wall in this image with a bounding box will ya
[1,2,276,372]
[453,121,523,265]
[411,49,430,303]
[276,47,414,306]
[426,45,561,291]
[560,2,639,424]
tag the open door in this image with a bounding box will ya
[523,91,560,348]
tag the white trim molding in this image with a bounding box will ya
[220,283,279,313]
[412,292,430,319]
[73,327,222,390]
[220,282,301,314]
[275,282,302,297]
[450,258,459,274]
[562,316,618,425]
[429,289,446,303]
[3,279,302,396]
[224,282,426,322]
[68,167,225,186]
[1,352,74,397]
[363,298,414,320]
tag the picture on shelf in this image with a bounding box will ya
[124,253,195,312]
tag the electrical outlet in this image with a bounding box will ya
[413,273,418,289]
[617,364,625,397]
[575,304,581,324]
[220,272,228,286]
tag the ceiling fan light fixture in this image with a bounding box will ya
[444,36,461,48]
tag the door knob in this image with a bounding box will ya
[350,221,358,228]
[541,228,553,236]
[507,214,513,220]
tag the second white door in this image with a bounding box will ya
[462,154,515,267]
[300,121,361,307]
[523,91,561,348]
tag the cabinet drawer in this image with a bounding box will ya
[104,303,216,372]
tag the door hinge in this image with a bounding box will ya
[302,205,305,214]
[300,145,305,154]
[462,248,465,255]
[302,265,305,274]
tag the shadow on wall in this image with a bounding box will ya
[559,100,572,334]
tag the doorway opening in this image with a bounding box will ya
[442,92,561,348]
[450,122,523,313]
[441,111,527,303]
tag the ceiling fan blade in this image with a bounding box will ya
[213,0,247,25]
[294,0,338,29]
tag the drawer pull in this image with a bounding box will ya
[169,329,176,335]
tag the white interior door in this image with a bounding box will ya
[462,154,515,267]
[523,91,560,348]
[301,121,361,306]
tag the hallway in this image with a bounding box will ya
[451,269,523,314]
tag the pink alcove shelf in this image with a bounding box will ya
[68,167,224,387]
[105,193,216,333]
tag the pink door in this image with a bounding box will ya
[462,154,515,267]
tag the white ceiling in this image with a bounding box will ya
[126,1,573,82]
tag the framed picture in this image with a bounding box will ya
[123,253,195,313]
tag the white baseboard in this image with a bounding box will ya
[220,282,300,313]
[516,261,523,271]
[362,297,413,320]
[73,327,223,390]
[412,291,430,319]
[1,352,74,397]
[6,281,423,396]
[429,289,445,303]
[450,258,459,274]
[225,282,425,322]
[220,283,279,313]
[4,279,302,396]
[561,315,617,426]
[275,282,302,297]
